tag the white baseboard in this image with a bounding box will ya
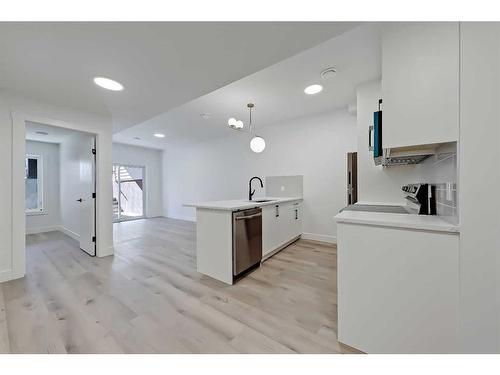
[301,232,337,244]
[0,269,12,283]
[26,225,61,235]
[59,226,80,241]
[164,214,196,222]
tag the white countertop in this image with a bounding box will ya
[184,197,302,211]
[335,210,460,233]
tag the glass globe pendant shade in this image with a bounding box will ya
[250,136,266,153]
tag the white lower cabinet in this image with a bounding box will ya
[262,201,302,258]
[337,222,459,353]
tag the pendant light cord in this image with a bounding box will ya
[249,106,252,133]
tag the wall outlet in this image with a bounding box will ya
[280,186,285,192]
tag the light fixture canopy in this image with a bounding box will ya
[154,133,165,138]
[250,136,266,153]
[93,76,124,91]
[304,84,323,95]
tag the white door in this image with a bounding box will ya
[75,136,96,256]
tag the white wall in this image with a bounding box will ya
[163,109,357,242]
[1,89,114,282]
[25,141,61,233]
[458,22,500,353]
[113,143,164,218]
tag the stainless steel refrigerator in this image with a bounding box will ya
[347,152,358,205]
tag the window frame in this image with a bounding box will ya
[25,154,44,215]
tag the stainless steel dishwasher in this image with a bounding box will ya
[233,207,262,277]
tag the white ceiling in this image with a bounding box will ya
[113,24,381,149]
[25,121,92,144]
[0,22,360,132]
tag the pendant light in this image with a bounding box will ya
[247,103,266,153]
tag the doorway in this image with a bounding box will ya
[25,121,97,257]
[112,164,146,222]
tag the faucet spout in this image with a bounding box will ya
[248,176,264,201]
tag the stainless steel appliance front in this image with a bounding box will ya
[233,207,262,277]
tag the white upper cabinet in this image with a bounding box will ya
[382,22,459,148]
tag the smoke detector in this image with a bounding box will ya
[321,67,337,80]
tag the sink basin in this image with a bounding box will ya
[249,199,275,203]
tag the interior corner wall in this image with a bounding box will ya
[112,143,164,218]
[458,22,500,354]
[0,89,114,282]
[0,99,13,282]
[162,109,357,241]
[25,140,61,233]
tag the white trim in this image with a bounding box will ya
[25,225,61,235]
[98,245,114,258]
[164,214,196,222]
[11,110,111,280]
[59,226,80,241]
[0,269,12,283]
[301,232,337,244]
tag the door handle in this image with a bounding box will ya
[76,198,83,202]
[368,125,374,151]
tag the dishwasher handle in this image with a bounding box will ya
[235,213,262,220]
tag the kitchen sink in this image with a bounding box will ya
[249,199,275,203]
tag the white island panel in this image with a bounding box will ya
[196,208,233,285]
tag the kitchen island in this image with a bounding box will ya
[185,197,303,284]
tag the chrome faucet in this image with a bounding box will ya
[248,176,263,201]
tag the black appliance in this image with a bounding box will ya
[402,183,436,215]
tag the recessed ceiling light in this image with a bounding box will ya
[304,84,323,95]
[93,76,124,91]
[35,131,49,135]
[133,137,141,140]
[154,133,165,138]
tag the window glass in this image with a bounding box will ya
[25,156,42,213]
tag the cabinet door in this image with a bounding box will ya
[291,202,302,238]
[337,222,459,353]
[262,204,280,256]
[382,22,459,148]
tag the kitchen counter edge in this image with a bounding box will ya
[335,210,460,234]
[184,197,303,211]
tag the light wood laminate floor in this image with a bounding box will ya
[0,217,358,354]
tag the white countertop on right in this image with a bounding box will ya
[335,210,460,233]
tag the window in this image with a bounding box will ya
[25,154,43,214]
